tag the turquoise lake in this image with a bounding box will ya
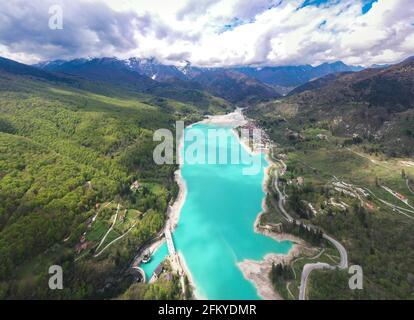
[141,123,292,299]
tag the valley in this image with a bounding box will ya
[1,0,414,307]
[1,52,414,300]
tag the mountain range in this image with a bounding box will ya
[250,56,414,156]
[4,53,413,155]
[35,57,363,100]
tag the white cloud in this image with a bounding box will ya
[0,0,413,66]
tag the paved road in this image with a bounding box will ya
[323,234,348,269]
[273,171,294,222]
[297,231,348,300]
[297,234,349,299]
[298,262,333,300]
[271,164,348,300]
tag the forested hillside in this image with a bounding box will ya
[248,59,414,299]
[253,57,414,157]
[36,57,272,107]
[0,59,230,299]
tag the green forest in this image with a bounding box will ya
[0,69,229,299]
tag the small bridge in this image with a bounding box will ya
[164,226,176,256]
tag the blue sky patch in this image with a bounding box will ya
[362,0,378,14]
[300,0,378,14]
[300,0,338,9]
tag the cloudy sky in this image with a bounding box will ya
[0,0,413,67]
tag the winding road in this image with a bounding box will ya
[271,164,348,300]
[272,170,294,222]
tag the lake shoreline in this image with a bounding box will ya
[137,108,300,300]
[237,209,305,300]
[169,133,187,232]
[199,108,302,300]
[206,109,302,300]
[172,108,249,299]
[133,117,194,293]
[234,111,303,300]
[168,120,197,298]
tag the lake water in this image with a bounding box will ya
[141,123,292,299]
